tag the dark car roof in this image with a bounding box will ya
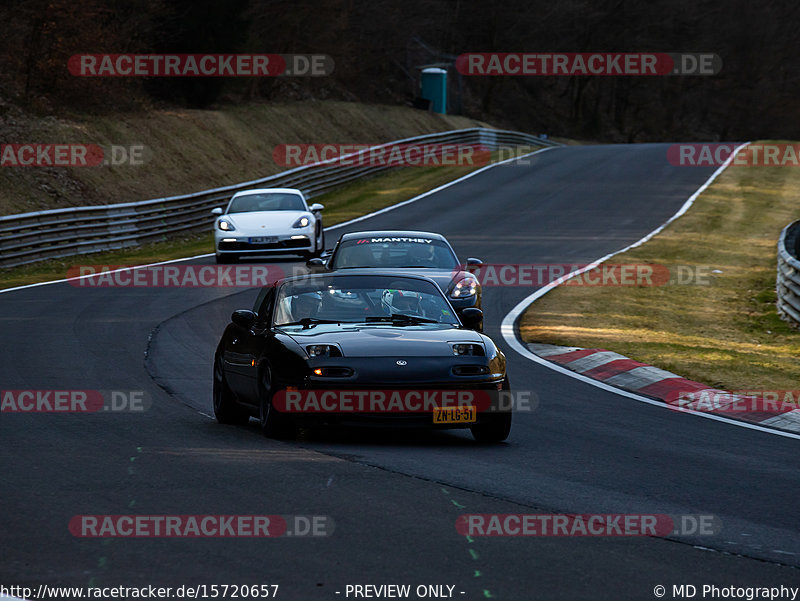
[337,230,449,242]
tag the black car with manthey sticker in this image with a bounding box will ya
[307,230,483,328]
[213,271,511,442]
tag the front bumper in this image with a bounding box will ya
[273,379,509,430]
[215,234,312,255]
[449,295,480,311]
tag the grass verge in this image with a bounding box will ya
[520,141,800,391]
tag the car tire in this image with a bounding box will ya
[470,412,512,443]
[314,224,325,257]
[470,378,512,443]
[215,253,239,264]
[213,354,249,425]
[258,366,297,440]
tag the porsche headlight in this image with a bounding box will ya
[293,216,311,228]
[450,276,478,298]
[217,219,235,231]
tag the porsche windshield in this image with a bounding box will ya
[227,193,306,213]
[330,237,459,269]
[274,275,458,326]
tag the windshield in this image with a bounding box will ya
[273,275,458,326]
[227,192,307,213]
[330,236,459,269]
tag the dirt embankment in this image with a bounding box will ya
[0,101,487,216]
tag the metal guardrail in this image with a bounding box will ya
[777,219,800,327]
[0,128,558,268]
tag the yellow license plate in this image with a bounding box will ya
[433,406,477,424]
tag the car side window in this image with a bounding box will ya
[253,287,276,322]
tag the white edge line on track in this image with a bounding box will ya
[501,143,800,441]
[0,146,557,296]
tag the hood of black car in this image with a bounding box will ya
[283,324,483,357]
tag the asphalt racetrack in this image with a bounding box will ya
[2,144,798,600]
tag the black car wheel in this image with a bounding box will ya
[213,354,249,425]
[470,378,512,443]
[258,366,296,440]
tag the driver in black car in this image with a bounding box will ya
[289,292,321,321]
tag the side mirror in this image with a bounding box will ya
[231,309,257,329]
[309,203,324,212]
[306,257,325,270]
[465,257,483,274]
[211,207,223,216]
[459,307,484,331]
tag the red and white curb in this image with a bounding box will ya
[502,142,800,440]
[529,343,800,434]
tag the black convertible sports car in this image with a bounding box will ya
[307,230,483,326]
[213,271,511,442]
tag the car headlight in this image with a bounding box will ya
[293,216,311,228]
[450,276,478,298]
[451,343,485,356]
[306,344,342,358]
[217,219,235,231]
